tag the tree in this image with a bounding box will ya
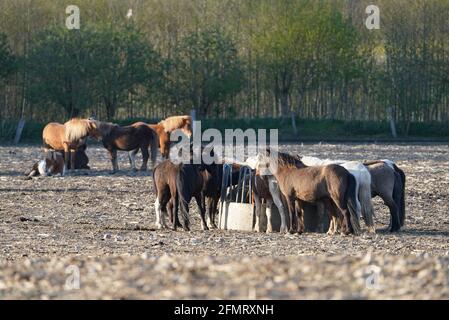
[26,27,94,118]
[0,33,15,80]
[88,23,162,120]
[167,27,244,117]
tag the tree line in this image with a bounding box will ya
[1,0,449,136]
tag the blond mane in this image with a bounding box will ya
[64,119,92,142]
[159,115,192,133]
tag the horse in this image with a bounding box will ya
[42,118,100,175]
[256,150,362,235]
[25,150,64,178]
[91,120,158,173]
[132,115,193,159]
[153,157,241,231]
[153,159,180,229]
[300,156,375,233]
[363,159,405,232]
[174,145,222,231]
[245,156,290,234]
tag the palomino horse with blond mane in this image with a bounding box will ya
[91,120,158,173]
[42,118,100,175]
[256,150,362,235]
[132,115,193,159]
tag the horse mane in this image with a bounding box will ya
[93,120,118,137]
[276,151,304,168]
[64,118,92,142]
[159,115,192,133]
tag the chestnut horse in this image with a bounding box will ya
[92,120,158,173]
[132,115,193,159]
[256,150,362,235]
[42,118,100,175]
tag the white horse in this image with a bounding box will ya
[300,156,376,233]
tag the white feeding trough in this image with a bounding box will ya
[218,164,255,231]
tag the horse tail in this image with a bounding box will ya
[394,164,406,227]
[359,172,375,233]
[175,166,191,230]
[149,127,158,169]
[152,165,158,195]
[345,173,362,235]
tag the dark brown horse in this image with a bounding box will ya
[363,160,406,232]
[256,150,361,235]
[153,157,240,231]
[93,121,158,173]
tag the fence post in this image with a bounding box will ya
[190,109,197,136]
[388,106,397,138]
[14,118,26,144]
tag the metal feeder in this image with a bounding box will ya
[218,164,255,231]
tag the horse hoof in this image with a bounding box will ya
[368,226,376,234]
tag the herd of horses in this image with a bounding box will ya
[26,115,406,236]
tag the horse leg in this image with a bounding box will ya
[383,194,401,232]
[109,149,118,173]
[154,197,163,229]
[266,199,273,233]
[253,193,263,232]
[128,149,138,172]
[140,145,149,171]
[360,182,376,234]
[211,198,219,229]
[167,198,174,225]
[70,149,76,173]
[63,147,70,176]
[268,179,288,234]
[294,199,305,234]
[286,196,297,234]
[195,194,209,231]
[206,197,218,229]
[323,199,338,235]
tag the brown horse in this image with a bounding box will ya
[363,160,405,232]
[153,160,180,229]
[92,121,158,173]
[132,115,193,159]
[42,119,100,175]
[256,150,362,235]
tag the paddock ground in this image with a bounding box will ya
[0,143,448,299]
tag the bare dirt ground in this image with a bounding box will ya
[0,142,448,299]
